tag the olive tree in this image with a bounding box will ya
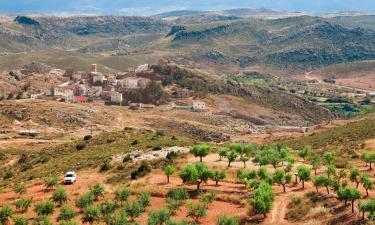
[190,145,211,162]
[82,206,100,225]
[313,175,331,194]
[114,188,131,206]
[338,187,361,213]
[298,147,310,161]
[210,170,226,186]
[250,181,274,218]
[350,168,361,188]
[164,165,176,184]
[180,163,211,190]
[226,151,238,168]
[297,166,311,189]
[273,168,292,193]
[218,148,229,161]
[147,208,171,225]
[361,173,374,197]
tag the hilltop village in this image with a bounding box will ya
[10,61,206,112]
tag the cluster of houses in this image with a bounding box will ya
[31,63,207,111]
[50,64,153,104]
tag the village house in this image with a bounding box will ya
[192,101,207,111]
[74,85,88,96]
[71,73,82,82]
[87,86,103,97]
[74,96,88,103]
[92,72,106,85]
[110,92,123,103]
[52,86,74,103]
[174,88,194,98]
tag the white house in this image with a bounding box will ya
[124,77,139,89]
[192,102,206,111]
[111,92,123,103]
[92,73,106,84]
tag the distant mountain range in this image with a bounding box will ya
[1,9,375,71]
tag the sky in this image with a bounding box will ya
[0,0,375,15]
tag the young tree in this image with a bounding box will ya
[52,188,68,207]
[298,147,310,161]
[240,155,250,168]
[89,184,105,201]
[125,201,143,221]
[323,152,335,165]
[114,188,131,206]
[147,208,170,225]
[361,151,375,170]
[137,192,151,210]
[358,199,375,220]
[226,151,238,168]
[210,170,226,186]
[326,165,336,179]
[273,168,292,193]
[190,145,211,162]
[34,200,55,216]
[186,202,207,223]
[313,175,330,194]
[75,192,94,211]
[338,187,361,212]
[218,148,229,161]
[0,204,13,225]
[180,163,211,190]
[311,156,321,176]
[105,209,128,225]
[164,165,176,184]
[58,205,78,222]
[44,176,58,192]
[350,168,361,188]
[251,181,274,218]
[361,173,374,197]
[99,199,118,218]
[33,216,52,225]
[217,215,239,225]
[337,169,347,182]
[13,216,28,225]
[297,166,311,189]
[14,198,32,213]
[82,206,100,225]
[201,192,216,209]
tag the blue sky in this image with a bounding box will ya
[0,0,375,15]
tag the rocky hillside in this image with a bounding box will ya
[169,16,375,69]
[0,15,169,52]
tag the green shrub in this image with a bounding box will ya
[99,199,118,217]
[152,146,162,151]
[137,192,151,210]
[34,200,55,216]
[82,206,100,225]
[58,205,78,221]
[89,183,105,201]
[217,215,239,225]
[131,140,139,145]
[33,216,52,225]
[0,204,13,225]
[131,162,151,179]
[13,183,27,197]
[122,155,133,163]
[3,170,14,179]
[14,216,28,225]
[114,188,131,206]
[14,197,32,213]
[100,161,111,172]
[44,176,58,191]
[167,188,189,201]
[166,198,184,216]
[147,208,170,225]
[75,192,94,210]
[52,188,68,207]
[125,201,143,221]
[166,151,179,160]
[76,143,86,151]
[186,202,207,223]
[83,135,92,141]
